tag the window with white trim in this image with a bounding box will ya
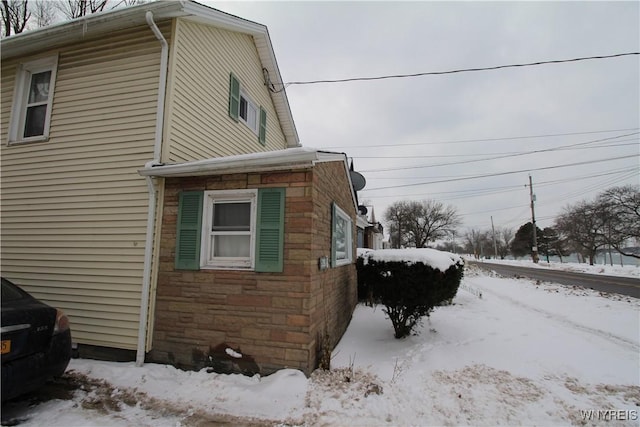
[332,203,354,266]
[9,55,58,144]
[228,73,267,145]
[239,90,259,134]
[201,189,257,269]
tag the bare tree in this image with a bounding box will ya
[384,201,409,249]
[384,200,461,249]
[496,226,514,259]
[597,185,640,259]
[56,0,109,19]
[1,0,30,36]
[30,0,55,28]
[463,228,490,259]
[554,200,608,265]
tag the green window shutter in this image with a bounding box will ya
[175,191,203,270]
[229,73,240,121]
[259,107,267,145]
[330,202,337,268]
[255,188,285,272]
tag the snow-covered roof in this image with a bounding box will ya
[139,147,359,211]
[0,0,299,147]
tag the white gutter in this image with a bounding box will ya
[138,147,343,177]
[136,11,169,367]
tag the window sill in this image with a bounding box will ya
[8,136,50,146]
[335,259,353,267]
[200,264,254,271]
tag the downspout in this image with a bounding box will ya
[137,11,169,367]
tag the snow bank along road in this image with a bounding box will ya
[2,265,639,426]
[469,260,640,298]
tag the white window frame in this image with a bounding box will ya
[200,189,257,270]
[8,55,58,145]
[239,90,259,134]
[333,204,354,266]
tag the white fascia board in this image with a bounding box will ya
[356,215,370,229]
[139,148,339,177]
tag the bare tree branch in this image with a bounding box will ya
[1,0,30,36]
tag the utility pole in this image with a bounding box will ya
[527,175,539,263]
[491,216,498,259]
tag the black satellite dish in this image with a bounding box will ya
[350,170,366,191]
[358,205,368,215]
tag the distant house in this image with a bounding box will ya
[1,0,357,374]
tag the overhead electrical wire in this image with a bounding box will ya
[363,154,638,192]
[323,127,640,150]
[273,52,639,89]
[354,141,638,159]
[363,167,637,201]
[458,169,638,226]
[359,132,639,172]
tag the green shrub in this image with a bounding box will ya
[357,250,464,338]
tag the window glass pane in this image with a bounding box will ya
[28,71,51,104]
[213,235,250,257]
[247,103,257,130]
[335,215,347,259]
[23,105,47,137]
[213,202,250,231]
[239,97,247,120]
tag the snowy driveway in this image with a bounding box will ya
[2,265,639,426]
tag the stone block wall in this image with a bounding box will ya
[309,161,358,364]
[149,161,357,375]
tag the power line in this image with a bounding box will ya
[459,170,638,226]
[363,154,638,192]
[359,133,638,172]
[363,166,637,200]
[277,52,639,87]
[354,141,638,159]
[323,127,639,149]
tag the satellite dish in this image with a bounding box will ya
[358,205,368,215]
[350,170,366,191]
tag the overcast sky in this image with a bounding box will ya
[211,1,639,238]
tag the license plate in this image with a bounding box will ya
[1,340,10,354]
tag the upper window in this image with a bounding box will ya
[9,55,58,144]
[332,203,354,267]
[201,190,257,269]
[239,90,259,133]
[228,73,267,145]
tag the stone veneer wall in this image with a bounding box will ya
[149,162,357,375]
[308,161,358,365]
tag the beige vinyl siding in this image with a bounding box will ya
[0,23,170,351]
[165,18,287,163]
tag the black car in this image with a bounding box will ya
[1,277,72,402]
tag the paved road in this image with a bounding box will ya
[468,261,640,298]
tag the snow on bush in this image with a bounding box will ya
[357,248,464,339]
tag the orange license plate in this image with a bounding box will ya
[1,340,10,354]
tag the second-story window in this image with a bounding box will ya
[229,72,267,146]
[239,90,258,133]
[9,55,58,144]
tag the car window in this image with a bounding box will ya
[1,278,28,302]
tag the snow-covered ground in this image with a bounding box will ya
[2,265,639,426]
[469,257,640,278]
